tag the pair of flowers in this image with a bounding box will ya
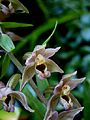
[22,45,85,120]
[0,45,63,113]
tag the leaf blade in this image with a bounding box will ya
[0,34,15,52]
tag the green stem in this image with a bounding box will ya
[29,80,47,105]
[8,52,47,105]
[7,52,24,73]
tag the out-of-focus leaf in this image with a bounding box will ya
[0,22,33,28]
[6,74,21,89]
[81,28,90,41]
[69,55,81,68]
[81,55,90,72]
[15,11,85,52]
[80,46,90,53]
[36,76,49,93]
[0,107,20,120]
[80,14,90,25]
[0,54,10,79]
[23,85,46,120]
[83,80,90,120]
[58,51,75,59]
[8,0,29,13]
[0,34,15,52]
[6,32,22,41]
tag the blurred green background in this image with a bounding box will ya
[0,0,90,120]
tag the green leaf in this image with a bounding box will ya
[23,85,46,120]
[6,74,21,89]
[0,22,33,28]
[0,34,15,52]
[36,76,49,93]
[0,54,10,79]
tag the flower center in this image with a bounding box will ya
[5,95,11,106]
[62,95,69,102]
[61,85,70,95]
[36,64,46,73]
[35,54,45,66]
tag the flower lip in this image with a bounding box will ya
[5,95,11,106]
[36,64,46,73]
[62,95,69,102]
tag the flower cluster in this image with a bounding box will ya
[0,44,85,120]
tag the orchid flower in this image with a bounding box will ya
[0,76,34,112]
[21,45,64,89]
[44,71,85,120]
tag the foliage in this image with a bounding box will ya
[0,0,90,120]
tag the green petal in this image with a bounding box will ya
[21,65,35,90]
[46,59,64,73]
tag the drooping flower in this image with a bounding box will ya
[21,45,64,89]
[0,81,34,112]
[44,71,85,120]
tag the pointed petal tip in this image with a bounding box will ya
[58,67,64,74]
[82,77,86,81]
[30,109,35,113]
[56,47,61,51]
[79,77,86,83]
[61,69,64,73]
[72,71,77,75]
[78,107,84,112]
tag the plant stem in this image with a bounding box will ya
[29,80,47,105]
[8,52,24,73]
[8,52,47,105]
